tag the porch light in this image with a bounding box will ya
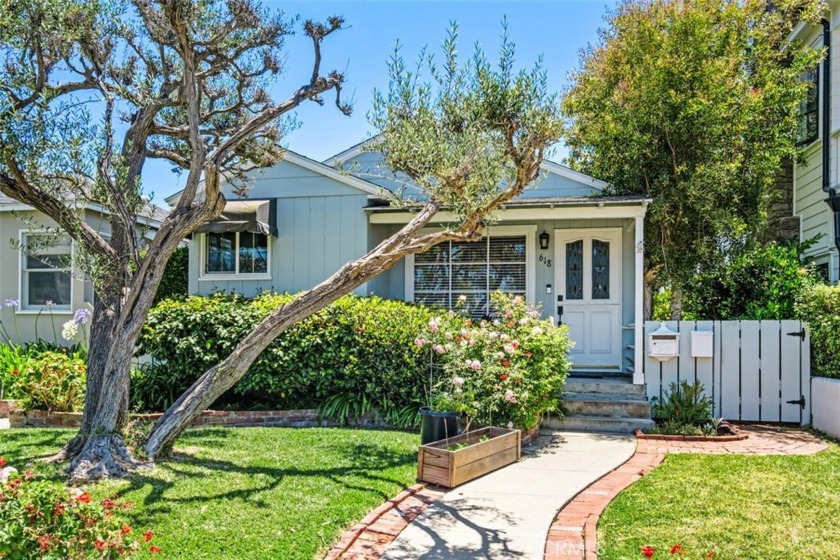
[539,230,550,250]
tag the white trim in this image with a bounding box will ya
[0,202,165,229]
[369,204,649,224]
[18,229,75,313]
[634,217,645,385]
[404,225,537,309]
[197,231,272,281]
[322,139,374,167]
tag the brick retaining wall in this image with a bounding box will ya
[0,401,387,429]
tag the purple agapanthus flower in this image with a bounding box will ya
[73,308,92,325]
[4,297,18,309]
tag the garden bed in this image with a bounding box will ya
[634,428,748,442]
[418,427,520,488]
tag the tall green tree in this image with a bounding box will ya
[563,0,826,316]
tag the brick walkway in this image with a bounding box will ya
[544,425,828,560]
[324,483,446,560]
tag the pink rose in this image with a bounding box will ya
[504,389,517,404]
[470,360,481,371]
[414,337,425,347]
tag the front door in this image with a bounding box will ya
[554,229,622,369]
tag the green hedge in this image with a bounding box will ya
[134,293,442,418]
[796,283,840,379]
[153,246,189,304]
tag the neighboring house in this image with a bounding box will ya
[0,194,168,344]
[789,7,840,282]
[170,146,651,382]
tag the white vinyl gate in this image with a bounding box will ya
[643,321,811,425]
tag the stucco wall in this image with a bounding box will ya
[812,377,840,440]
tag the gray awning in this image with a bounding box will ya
[196,199,277,236]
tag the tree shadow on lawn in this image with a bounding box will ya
[111,438,417,517]
[0,429,74,466]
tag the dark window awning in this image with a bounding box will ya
[196,199,278,236]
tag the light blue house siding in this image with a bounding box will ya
[186,156,373,297]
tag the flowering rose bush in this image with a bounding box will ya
[419,292,572,430]
[0,458,159,559]
[15,351,86,412]
[639,543,717,558]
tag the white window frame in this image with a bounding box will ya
[18,229,75,314]
[198,231,272,281]
[405,225,537,308]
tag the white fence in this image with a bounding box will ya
[643,321,811,425]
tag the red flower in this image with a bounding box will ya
[38,534,52,551]
[10,369,18,376]
[94,540,106,551]
[670,544,685,555]
[52,503,66,516]
[502,360,510,367]
[641,545,655,558]
[500,374,508,381]
[0,456,5,468]
[525,352,532,358]
[121,524,131,535]
[76,492,92,504]
[149,545,162,554]
[143,530,155,542]
[706,553,716,558]
[101,498,115,510]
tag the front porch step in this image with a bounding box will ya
[565,378,646,396]
[543,415,654,434]
[565,395,651,419]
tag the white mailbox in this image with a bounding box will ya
[648,322,680,362]
[691,331,714,358]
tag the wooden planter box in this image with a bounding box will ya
[417,427,521,488]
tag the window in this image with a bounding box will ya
[204,232,269,276]
[413,236,527,317]
[798,67,819,145]
[21,233,72,310]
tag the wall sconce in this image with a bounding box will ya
[539,230,550,250]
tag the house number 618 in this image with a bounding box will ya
[539,254,552,268]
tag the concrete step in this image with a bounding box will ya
[564,396,651,419]
[543,415,654,434]
[565,391,648,402]
[565,378,646,396]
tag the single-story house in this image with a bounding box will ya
[0,194,168,344]
[167,145,650,383]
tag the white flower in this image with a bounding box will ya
[469,338,476,346]
[528,310,540,318]
[448,310,456,318]
[505,309,513,318]
[501,333,510,341]
[465,359,473,367]
[460,339,468,347]
[61,320,78,341]
[503,344,515,354]
[504,389,517,403]
[507,421,514,429]
[445,332,453,340]
[519,318,529,325]
[0,466,17,482]
[445,343,453,351]
[434,344,445,355]
[496,351,505,359]
[531,327,543,336]
[470,360,481,371]
[429,318,441,333]
[458,295,468,302]
[452,376,465,387]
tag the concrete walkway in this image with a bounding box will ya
[382,431,635,560]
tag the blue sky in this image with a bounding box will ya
[147,0,617,204]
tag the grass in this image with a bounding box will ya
[0,427,420,560]
[598,444,840,559]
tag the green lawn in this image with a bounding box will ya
[598,444,840,559]
[0,427,419,560]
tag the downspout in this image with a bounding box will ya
[821,18,840,253]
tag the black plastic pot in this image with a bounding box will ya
[419,407,461,445]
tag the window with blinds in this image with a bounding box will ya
[413,236,527,317]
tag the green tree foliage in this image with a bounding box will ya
[153,246,188,304]
[563,0,826,307]
[684,242,816,320]
[796,283,840,378]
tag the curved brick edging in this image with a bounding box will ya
[633,428,748,442]
[323,483,446,560]
[544,425,828,560]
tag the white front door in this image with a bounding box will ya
[554,229,622,369]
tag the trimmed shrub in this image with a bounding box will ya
[684,242,815,320]
[796,283,840,378]
[135,293,439,420]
